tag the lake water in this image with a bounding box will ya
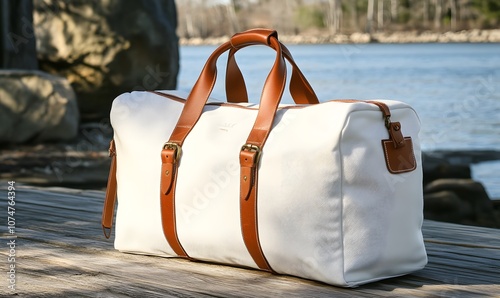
[178,43,500,198]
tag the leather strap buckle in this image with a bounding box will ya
[384,115,391,129]
[241,144,261,164]
[163,142,182,162]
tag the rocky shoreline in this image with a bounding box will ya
[422,151,500,228]
[1,126,499,229]
[180,29,500,45]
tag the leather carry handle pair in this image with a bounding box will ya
[225,39,319,105]
[160,29,298,271]
[167,28,293,146]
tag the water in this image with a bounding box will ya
[178,43,500,198]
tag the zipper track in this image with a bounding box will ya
[148,90,383,112]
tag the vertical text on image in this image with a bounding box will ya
[6,181,16,292]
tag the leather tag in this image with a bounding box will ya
[382,137,417,174]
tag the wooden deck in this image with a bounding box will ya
[1,184,499,297]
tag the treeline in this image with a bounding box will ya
[176,0,500,38]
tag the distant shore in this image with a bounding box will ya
[180,29,500,45]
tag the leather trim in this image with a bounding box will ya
[382,137,417,174]
[102,140,117,238]
[367,100,391,118]
[157,30,287,268]
[233,34,285,272]
[239,152,273,272]
[149,91,395,114]
[150,91,187,103]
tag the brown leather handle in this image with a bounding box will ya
[226,42,319,105]
[167,29,287,147]
[230,28,278,48]
[160,30,289,270]
[223,29,277,103]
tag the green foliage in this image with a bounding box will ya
[398,11,411,24]
[472,0,500,27]
[294,6,325,29]
[176,0,500,39]
[399,0,411,9]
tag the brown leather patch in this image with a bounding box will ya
[382,137,417,174]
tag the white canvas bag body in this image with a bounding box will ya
[102,29,427,287]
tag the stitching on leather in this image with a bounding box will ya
[229,38,237,50]
[382,138,416,174]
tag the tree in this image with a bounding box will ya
[377,0,384,29]
[175,0,500,39]
[227,0,240,34]
[449,0,458,30]
[423,0,430,27]
[391,0,398,21]
[327,0,342,34]
[434,0,443,29]
[367,0,375,33]
[349,1,358,31]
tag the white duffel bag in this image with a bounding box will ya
[102,29,427,287]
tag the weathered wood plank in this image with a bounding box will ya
[0,184,499,297]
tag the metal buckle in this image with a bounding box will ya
[163,142,182,162]
[241,144,261,164]
[384,116,391,129]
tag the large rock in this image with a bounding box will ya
[34,0,179,121]
[0,70,79,143]
[424,190,471,223]
[424,150,500,165]
[422,152,471,185]
[424,179,499,228]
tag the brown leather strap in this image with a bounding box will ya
[240,150,272,271]
[387,122,405,148]
[231,30,288,272]
[366,100,391,119]
[160,145,189,258]
[102,140,117,238]
[226,50,248,103]
[160,29,286,270]
[226,42,319,105]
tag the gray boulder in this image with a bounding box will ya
[0,70,79,143]
[422,152,471,185]
[34,0,179,120]
[424,178,499,228]
[424,190,471,223]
